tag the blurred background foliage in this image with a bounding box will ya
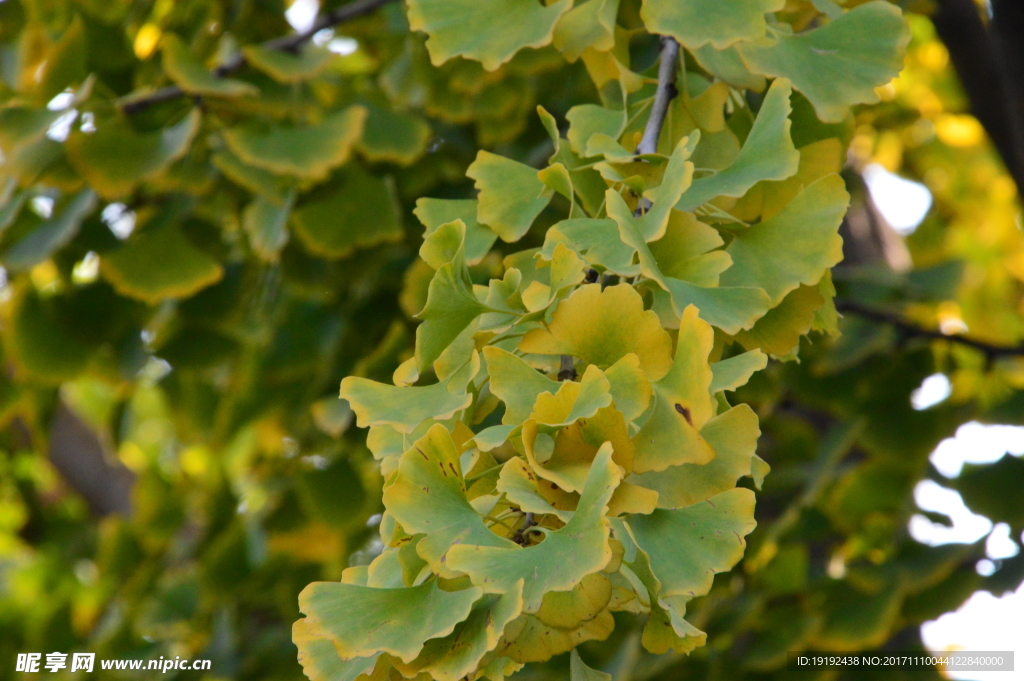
[0,0,1021,680]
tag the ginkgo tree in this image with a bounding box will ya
[294,1,910,679]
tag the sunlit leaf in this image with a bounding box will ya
[641,0,785,49]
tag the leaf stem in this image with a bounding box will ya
[120,0,398,115]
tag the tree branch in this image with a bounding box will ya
[835,298,1024,359]
[120,0,398,115]
[635,36,680,156]
[932,0,1024,193]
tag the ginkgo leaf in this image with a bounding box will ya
[242,43,336,83]
[525,406,633,492]
[541,218,639,277]
[162,35,258,97]
[223,106,367,180]
[605,354,653,425]
[570,649,611,681]
[396,585,524,681]
[737,2,910,123]
[734,282,825,357]
[467,151,553,242]
[446,443,620,612]
[298,579,483,663]
[565,104,626,157]
[358,101,433,166]
[630,404,761,508]
[484,347,561,425]
[291,165,403,259]
[690,44,766,91]
[530,364,613,427]
[415,245,491,373]
[640,0,785,50]
[407,0,571,71]
[66,109,201,199]
[553,0,620,62]
[630,306,716,473]
[415,198,498,266]
[243,189,294,261]
[710,350,768,393]
[676,78,799,211]
[520,285,674,382]
[293,619,382,681]
[626,548,707,655]
[211,149,290,202]
[497,457,576,523]
[612,193,771,334]
[497,610,615,663]
[340,376,472,434]
[419,219,466,271]
[3,188,96,271]
[101,222,223,304]
[627,488,757,600]
[535,573,612,630]
[722,174,848,305]
[383,424,517,577]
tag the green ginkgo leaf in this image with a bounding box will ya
[340,376,473,434]
[101,222,223,304]
[734,282,825,357]
[383,424,517,577]
[396,585,524,681]
[293,619,382,681]
[605,354,653,425]
[407,0,571,71]
[640,0,785,50]
[358,101,433,166]
[690,44,766,91]
[676,78,799,211]
[541,218,640,277]
[497,457,577,523]
[710,350,768,393]
[415,244,491,373]
[570,649,612,681]
[630,404,761,508]
[298,578,483,663]
[737,2,910,123]
[498,610,615,663]
[3,188,96,271]
[66,109,201,199]
[211,149,290,202]
[162,35,258,97]
[536,573,613,630]
[565,104,626,157]
[722,174,848,306]
[467,151,553,242]
[242,43,336,83]
[223,106,367,180]
[626,547,707,655]
[291,165,403,259]
[415,199,498,266]
[447,443,620,612]
[242,189,294,261]
[612,192,771,334]
[553,0,620,62]
[520,285,674,382]
[630,306,716,473]
[485,347,561,425]
[627,487,757,600]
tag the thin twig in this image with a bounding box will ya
[511,512,538,545]
[120,0,398,115]
[558,355,577,381]
[633,36,680,216]
[836,298,1024,358]
[635,36,680,156]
